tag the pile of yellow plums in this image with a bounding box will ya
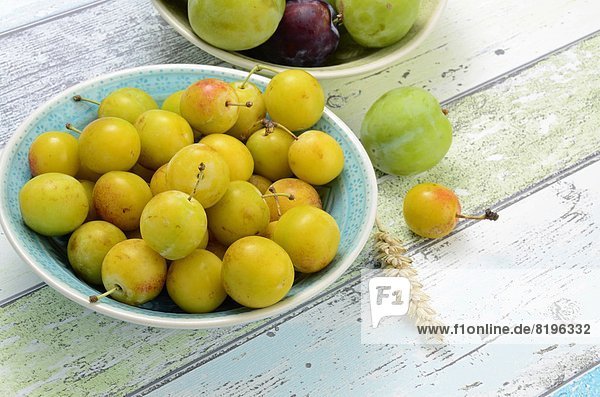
[19,67,345,313]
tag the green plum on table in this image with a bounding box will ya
[360,86,452,176]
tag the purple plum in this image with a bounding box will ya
[248,0,340,67]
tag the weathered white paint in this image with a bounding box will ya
[148,160,600,397]
[0,0,102,34]
[322,0,600,133]
[0,0,599,395]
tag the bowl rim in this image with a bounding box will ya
[151,0,448,79]
[0,63,378,329]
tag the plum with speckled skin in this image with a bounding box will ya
[100,239,167,306]
[93,171,152,231]
[68,221,126,285]
[179,79,240,135]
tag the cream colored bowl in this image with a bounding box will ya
[152,0,447,79]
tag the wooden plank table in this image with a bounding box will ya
[1,0,599,395]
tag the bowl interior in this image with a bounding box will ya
[152,0,447,79]
[0,65,377,328]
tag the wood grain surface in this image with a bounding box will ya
[1,0,599,396]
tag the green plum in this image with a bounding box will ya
[166,143,230,208]
[248,174,273,194]
[226,81,267,141]
[134,109,194,170]
[28,131,79,177]
[337,0,420,48]
[273,206,340,273]
[245,126,294,181]
[263,69,324,132]
[76,117,141,174]
[79,179,98,222]
[67,221,126,285]
[75,87,158,124]
[188,0,285,51]
[93,239,167,306]
[360,87,452,176]
[288,130,344,186]
[222,236,294,308]
[140,190,208,260]
[161,90,184,115]
[167,249,227,313]
[199,134,254,181]
[149,164,169,196]
[19,173,89,236]
[206,181,270,246]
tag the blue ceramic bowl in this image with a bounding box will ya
[0,65,377,328]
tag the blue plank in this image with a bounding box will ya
[550,365,600,397]
[142,158,600,396]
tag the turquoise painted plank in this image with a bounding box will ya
[3,0,600,308]
[551,364,600,397]
[1,21,600,397]
[147,160,600,397]
[0,0,599,395]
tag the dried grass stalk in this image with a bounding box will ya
[374,217,445,343]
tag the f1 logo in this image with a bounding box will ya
[369,277,411,328]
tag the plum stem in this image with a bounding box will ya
[442,108,449,116]
[262,192,295,201]
[241,65,281,88]
[456,209,499,221]
[65,123,82,135]
[89,285,120,303]
[264,186,287,217]
[188,163,206,201]
[225,100,253,108]
[241,65,259,88]
[73,95,101,106]
[261,118,275,135]
[269,186,281,217]
[267,120,298,140]
[256,64,280,74]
